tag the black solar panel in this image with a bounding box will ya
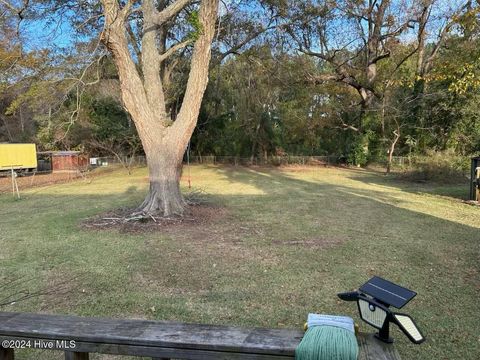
[359,276,416,309]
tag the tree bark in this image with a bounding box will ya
[138,145,186,215]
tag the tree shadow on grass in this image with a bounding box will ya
[347,170,470,201]
[208,165,478,232]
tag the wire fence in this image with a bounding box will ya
[88,155,337,167]
[391,156,412,167]
[187,155,339,166]
[89,156,146,166]
[88,155,411,167]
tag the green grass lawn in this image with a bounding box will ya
[1,165,479,359]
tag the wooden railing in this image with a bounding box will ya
[0,312,401,360]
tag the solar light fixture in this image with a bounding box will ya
[338,276,425,344]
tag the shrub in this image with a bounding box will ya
[346,134,369,167]
[400,150,470,184]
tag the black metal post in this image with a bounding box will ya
[471,157,480,201]
[376,319,394,344]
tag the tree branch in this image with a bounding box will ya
[368,51,390,65]
[121,0,140,17]
[0,0,28,18]
[153,0,193,25]
[214,13,286,63]
[423,22,451,74]
[170,0,219,153]
[159,39,192,63]
[0,0,17,13]
[126,22,141,62]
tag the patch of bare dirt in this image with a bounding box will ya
[0,167,120,194]
[0,172,82,193]
[82,204,229,234]
[0,272,79,312]
[38,274,84,311]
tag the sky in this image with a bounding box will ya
[18,2,95,53]
[16,0,468,55]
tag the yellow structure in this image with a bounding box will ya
[0,143,37,171]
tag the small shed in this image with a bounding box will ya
[38,151,88,172]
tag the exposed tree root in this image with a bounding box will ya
[83,188,211,228]
[90,212,196,226]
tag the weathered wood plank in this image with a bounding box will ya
[357,334,402,360]
[0,336,293,360]
[0,312,302,356]
[64,352,89,360]
[0,312,402,360]
[0,347,14,360]
[0,335,403,360]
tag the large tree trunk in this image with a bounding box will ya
[138,145,186,216]
[101,0,219,217]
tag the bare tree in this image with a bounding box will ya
[100,0,219,216]
[288,0,419,128]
